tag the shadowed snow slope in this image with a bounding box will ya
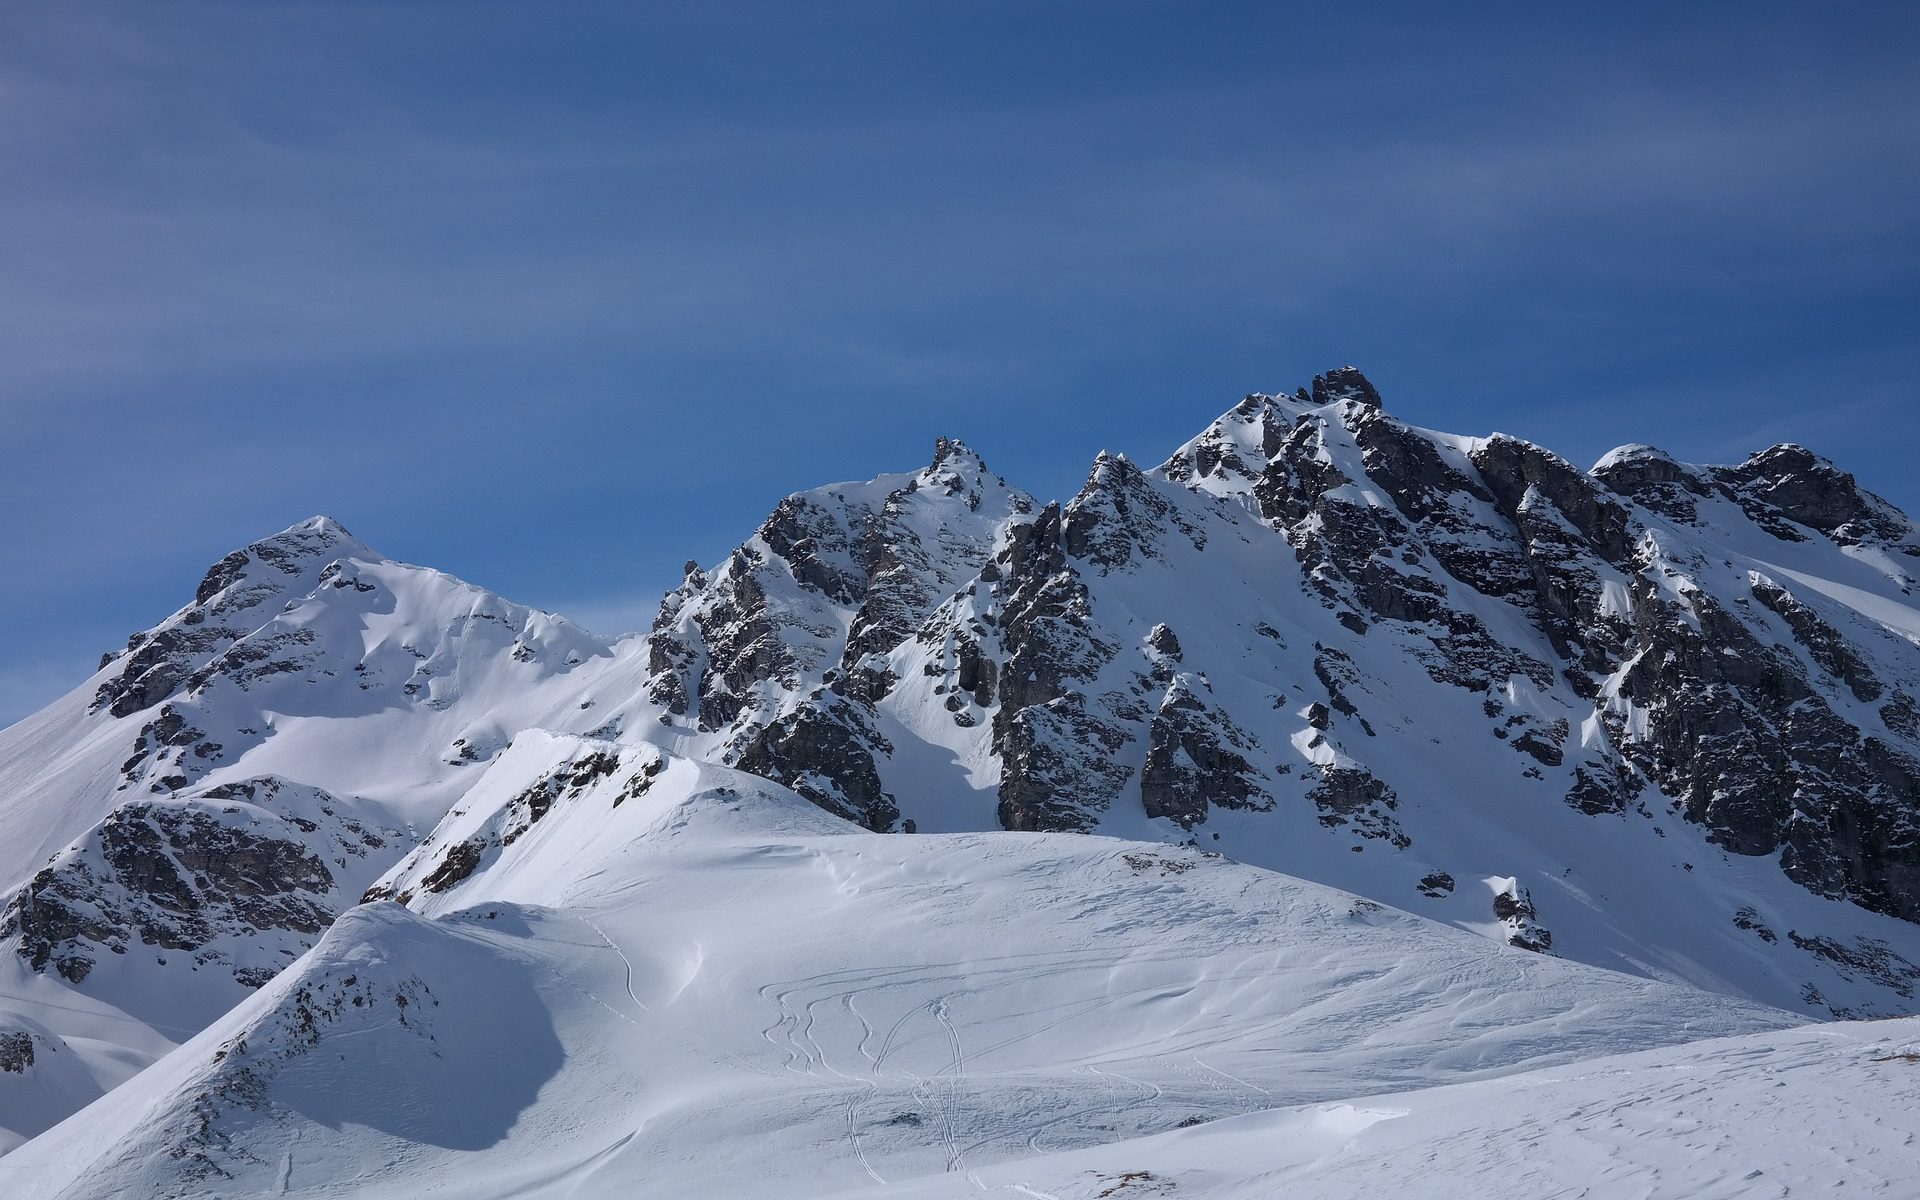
[3,738,1793,1199]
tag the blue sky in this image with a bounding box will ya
[4,2,1918,726]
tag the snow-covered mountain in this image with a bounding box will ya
[0,518,652,1149]
[3,367,1919,1189]
[637,369,1920,1020]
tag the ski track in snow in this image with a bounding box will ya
[584,917,652,1015]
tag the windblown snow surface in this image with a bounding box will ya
[848,1019,1920,1200]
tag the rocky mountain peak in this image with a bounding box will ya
[1589,444,1716,521]
[92,518,384,720]
[1085,449,1139,483]
[643,443,1034,791]
[911,437,1006,513]
[928,435,985,472]
[1300,365,1383,410]
[191,516,374,605]
[1064,451,1194,571]
[1591,443,1703,490]
[1715,443,1915,547]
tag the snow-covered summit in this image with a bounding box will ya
[90,515,376,721]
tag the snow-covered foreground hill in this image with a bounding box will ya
[0,741,1793,1199]
[847,1018,1920,1200]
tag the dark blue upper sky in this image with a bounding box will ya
[4,2,1918,724]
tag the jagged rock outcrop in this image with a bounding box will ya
[1493,881,1554,953]
[1139,675,1269,830]
[0,778,396,989]
[734,689,899,831]
[1153,373,1920,928]
[0,1031,34,1074]
[365,737,670,908]
[642,439,1031,817]
[90,519,368,721]
[1716,444,1919,549]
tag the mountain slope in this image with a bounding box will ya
[1,736,1793,1199]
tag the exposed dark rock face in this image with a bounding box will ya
[418,839,485,894]
[845,437,1019,661]
[1493,882,1553,953]
[1885,691,1920,740]
[992,503,1102,715]
[644,439,1029,801]
[97,627,234,719]
[1716,444,1916,548]
[1613,579,1920,918]
[987,483,1133,832]
[735,691,899,831]
[1139,676,1267,829]
[119,704,211,790]
[1307,763,1409,848]
[1153,371,1920,929]
[954,637,997,708]
[1786,930,1920,1006]
[1145,624,1183,661]
[1565,760,1630,816]
[0,778,384,987]
[1470,435,1633,566]
[0,1030,34,1073]
[1466,436,1634,673]
[370,743,667,906]
[497,750,622,845]
[1304,366,1382,409]
[93,519,364,721]
[641,365,1920,969]
[1591,444,1715,522]
[997,692,1135,832]
[1062,453,1202,570]
[1750,576,1883,701]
